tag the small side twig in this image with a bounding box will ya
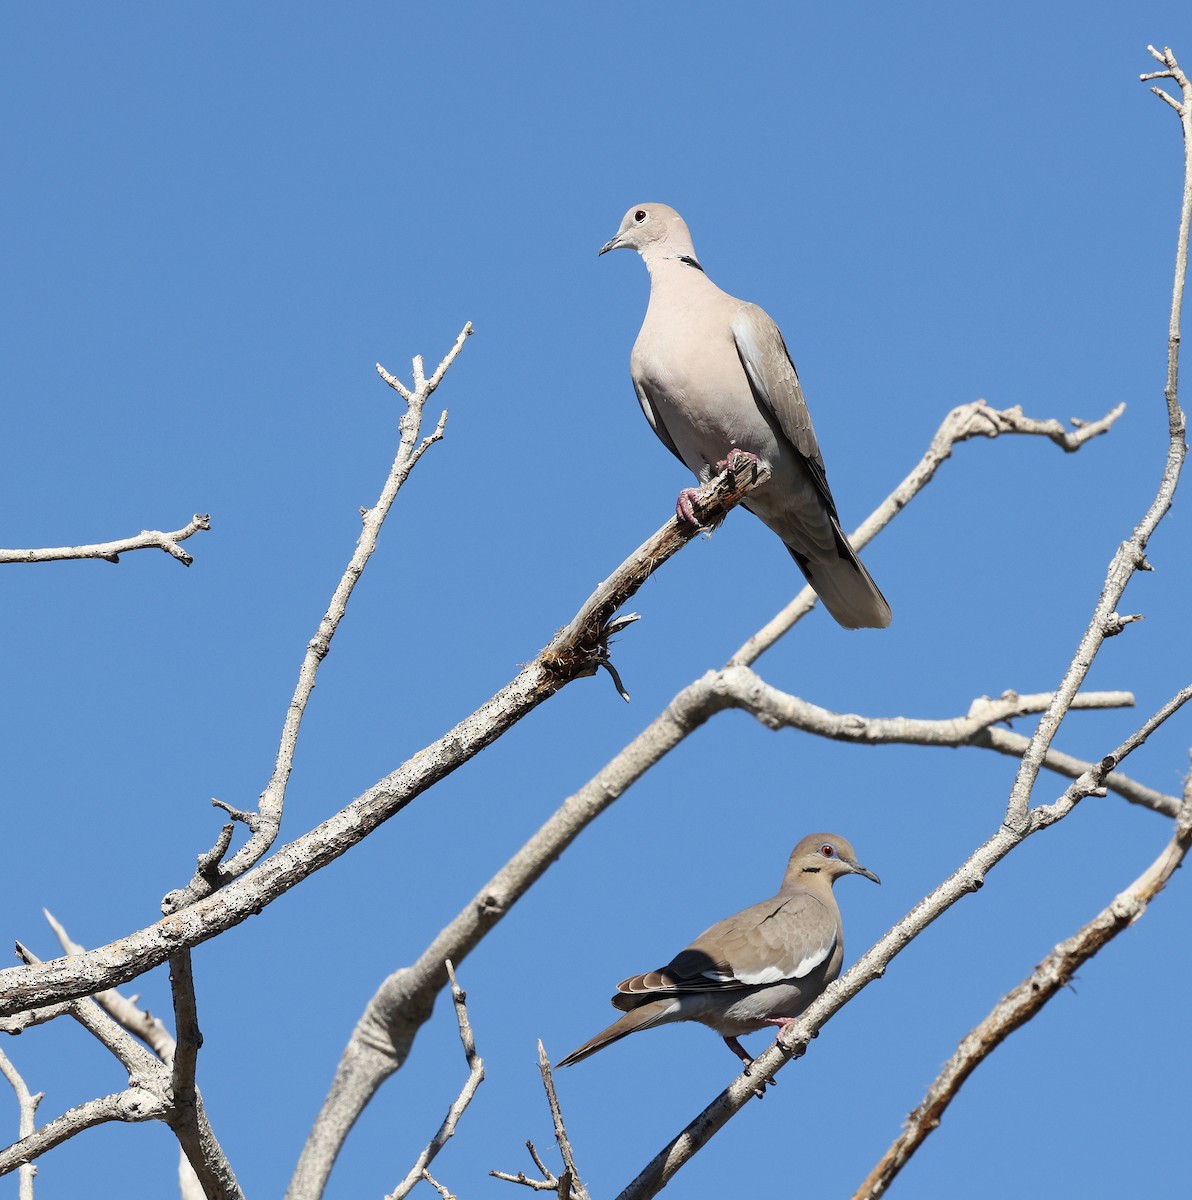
[386,961,486,1200]
[421,1169,456,1200]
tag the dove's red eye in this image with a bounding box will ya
[820,844,835,857]
[634,209,647,222]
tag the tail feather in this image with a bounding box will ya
[556,999,677,1068]
[787,540,891,630]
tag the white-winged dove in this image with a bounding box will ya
[557,834,879,1072]
[600,204,891,630]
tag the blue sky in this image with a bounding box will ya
[2,3,1191,1197]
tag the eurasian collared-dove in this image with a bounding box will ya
[556,833,879,1073]
[600,203,892,629]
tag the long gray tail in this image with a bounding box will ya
[787,534,891,630]
[556,1000,675,1068]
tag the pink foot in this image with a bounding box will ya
[675,487,702,526]
[712,448,760,475]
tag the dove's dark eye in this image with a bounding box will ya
[634,209,647,223]
[819,844,836,858]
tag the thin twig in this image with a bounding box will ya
[0,513,211,566]
[536,1043,589,1200]
[166,328,473,910]
[421,1169,456,1200]
[491,1049,593,1200]
[386,962,486,1200]
[1003,47,1191,830]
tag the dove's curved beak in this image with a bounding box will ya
[852,863,881,885]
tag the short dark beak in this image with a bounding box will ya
[852,862,881,885]
[598,235,621,256]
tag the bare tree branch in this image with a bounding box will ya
[166,950,243,1200]
[0,513,211,567]
[491,1141,565,1193]
[730,399,1124,667]
[534,1042,589,1200]
[492,1047,592,1200]
[385,962,485,1200]
[1,939,241,1197]
[0,454,771,1022]
[0,1091,168,1175]
[420,1169,456,1200]
[12,944,164,1085]
[0,1047,42,1200]
[43,910,177,1062]
[852,776,1192,1199]
[1002,46,1191,831]
[166,327,473,909]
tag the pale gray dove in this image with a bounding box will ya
[556,833,879,1073]
[600,203,892,629]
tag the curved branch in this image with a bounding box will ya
[730,399,1123,667]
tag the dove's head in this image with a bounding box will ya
[599,203,699,265]
[782,834,881,891]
